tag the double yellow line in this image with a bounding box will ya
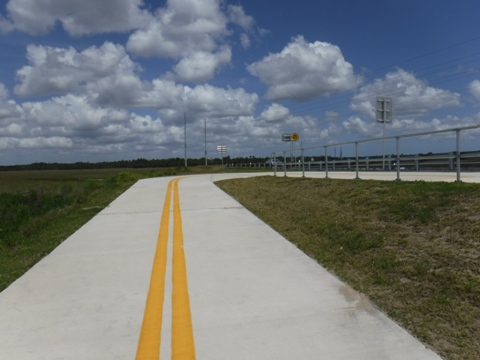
[136,178,196,360]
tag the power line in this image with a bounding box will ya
[278,37,480,118]
[369,35,480,74]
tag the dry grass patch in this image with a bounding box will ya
[216,176,480,360]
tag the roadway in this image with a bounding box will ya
[0,172,463,359]
[273,169,480,182]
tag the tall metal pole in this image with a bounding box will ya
[184,112,187,167]
[204,119,207,166]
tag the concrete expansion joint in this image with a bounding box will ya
[98,210,163,216]
[180,206,244,212]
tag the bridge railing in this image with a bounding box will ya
[271,125,480,182]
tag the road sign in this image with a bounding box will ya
[291,133,299,141]
[282,134,292,142]
[216,145,227,154]
[376,97,393,123]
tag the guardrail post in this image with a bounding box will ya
[302,149,305,178]
[396,137,401,181]
[355,142,360,179]
[456,130,461,182]
[325,146,329,178]
[272,152,277,177]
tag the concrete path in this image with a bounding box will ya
[0,173,444,359]
[277,169,480,183]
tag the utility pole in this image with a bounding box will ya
[184,112,187,167]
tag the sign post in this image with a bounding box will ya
[216,145,227,167]
[376,97,393,170]
[281,133,300,168]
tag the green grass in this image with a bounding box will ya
[2,168,478,359]
[0,165,265,292]
[0,167,188,292]
[216,176,480,360]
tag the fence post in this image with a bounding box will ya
[273,152,277,177]
[456,130,461,182]
[302,149,305,178]
[396,137,401,181]
[325,146,329,178]
[355,142,360,179]
[283,151,287,177]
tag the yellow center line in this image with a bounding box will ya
[135,178,174,360]
[136,177,196,360]
[172,178,196,359]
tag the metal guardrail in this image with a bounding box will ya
[271,125,480,182]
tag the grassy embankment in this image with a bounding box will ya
[216,176,479,360]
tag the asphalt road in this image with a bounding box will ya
[0,172,458,359]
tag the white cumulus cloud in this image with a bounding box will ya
[469,80,480,102]
[173,47,232,83]
[0,0,149,35]
[351,69,461,118]
[176,84,259,122]
[15,42,141,99]
[260,103,290,122]
[126,0,228,58]
[0,83,22,121]
[247,36,362,101]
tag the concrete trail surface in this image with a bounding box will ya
[0,173,443,359]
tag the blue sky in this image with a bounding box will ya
[0,0,480,165]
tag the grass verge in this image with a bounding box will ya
[0,167,186,292]
[0,165,265,292]
[216,176,480,360]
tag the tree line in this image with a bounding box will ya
[0,156,269,171]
